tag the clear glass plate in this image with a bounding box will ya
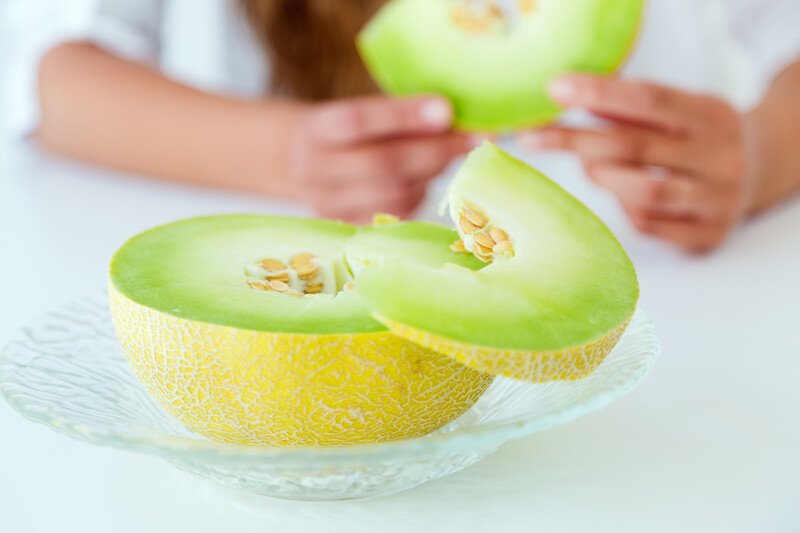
[0,296,659,501]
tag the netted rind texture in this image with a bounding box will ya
[109,286,494,446]
[379,316,631,383]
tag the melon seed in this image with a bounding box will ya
[472,242,493,262]
[489,227,509,243]
[343,282,355,291]
[450,239,467,253]
[304,282,323,295]
[258,258,287,272]
[248,280,270,291]
[265,272,290,283]
[459,216,479,235]
[296,265,319,280]
[268,280,291,292]
[463,207,488,228]
[474,232,495,250]
[290,253,316,270]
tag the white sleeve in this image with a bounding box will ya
[727,0,800,86]
[1,0,165,140]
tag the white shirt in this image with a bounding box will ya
[2,0,800,139]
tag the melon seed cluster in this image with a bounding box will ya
[450,0,505,33]
[246,253,325,297]
[449,0,536,34]
[451,206,514,262]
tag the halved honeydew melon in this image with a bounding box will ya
[355,143,639,382]
[109,215,493,446]
[358,0,644,131]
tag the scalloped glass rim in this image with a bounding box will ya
[0,295,659,467]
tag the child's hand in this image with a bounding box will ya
[518,75,754,253]
[290,95,470,223]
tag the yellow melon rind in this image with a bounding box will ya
[377,316,632,383]
[109,285,494,446]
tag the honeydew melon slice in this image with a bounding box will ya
[358,0,644,131]
[108,215,492,446]
[355,143,639,382]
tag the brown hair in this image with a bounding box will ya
[241,0,385,101]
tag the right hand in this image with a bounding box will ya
[290,95,471,223]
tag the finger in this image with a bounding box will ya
[313,133,470,187]
[623,209,730,253]
[520,127,696,173]
[585,161,732,219]
[307,95,453,145]
[548,75,720,133]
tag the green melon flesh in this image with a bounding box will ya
[355,142,639,351]
[346,220,486,277]
[109,215,478,335]
[358,0,644,131]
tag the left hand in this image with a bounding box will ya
[518,74,755,253]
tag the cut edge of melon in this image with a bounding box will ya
[376,314,632,383]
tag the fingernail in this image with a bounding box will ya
[419,99,452,127]
[548,77,578,103]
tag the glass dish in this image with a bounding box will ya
[0,295,659,501]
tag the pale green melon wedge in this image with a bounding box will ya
[358,0,644,131]
[354,143,639,382]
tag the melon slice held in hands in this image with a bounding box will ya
[358,0,644,131]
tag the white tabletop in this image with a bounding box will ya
[1,139,798,533]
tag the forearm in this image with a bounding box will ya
[38,43,301,197]
[746,60,800,213]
